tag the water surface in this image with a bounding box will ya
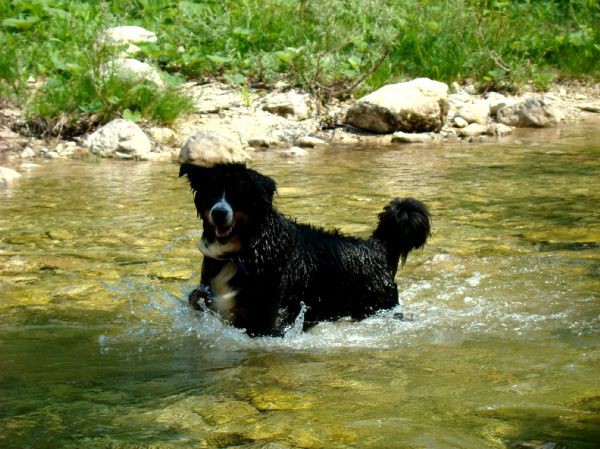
[1,122,599,448]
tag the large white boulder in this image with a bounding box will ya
[85,119,152,159]
[179,130,250,165]
[345,78,449,133]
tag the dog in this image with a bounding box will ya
[179,162,430,337]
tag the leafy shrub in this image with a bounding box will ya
[0,0,598,131]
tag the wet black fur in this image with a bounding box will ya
[180,162,430,337]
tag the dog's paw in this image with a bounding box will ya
[188,286,212,311]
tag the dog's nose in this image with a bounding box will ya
[210,205,232,227]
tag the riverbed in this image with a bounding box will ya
[1,122,598,448]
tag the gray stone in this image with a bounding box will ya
[483,92,516,115]
[85,119,152,159]
[146,127,176,145]
[97,26,157,56]
[452,116,468,128]
[55,143,76,157]
[455,100,490,124]
[448,93,473,105]
[296,135,327,147]
[20,147,35,158]
[189,82,246,113]
[174,109,320,151]
[497,98,560,127]
[464,84,478,95]
[262,91,311,120]
[577,103,600,113]
[345,78,449,133]
[44,151,60,159]
[141,151,174,162]
[458,123,489,138]
[487,123,513,137]
[247,137,278,149]
[391,131,435,144]
[20,163,41,171]
[282,146,308,157]
[99,26,157,45]
[179,130,250,164]
[100,58,163,87]
[0,166,21,188]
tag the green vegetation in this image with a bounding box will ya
[1,0,599,133]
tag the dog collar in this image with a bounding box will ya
[233,256,249,275]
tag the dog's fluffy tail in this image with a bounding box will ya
[372,198,431,272]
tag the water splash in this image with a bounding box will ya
[282,301,307,338]
[99,247,584,354]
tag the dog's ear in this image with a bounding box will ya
[179,163,211,191]
[249,170,277,204]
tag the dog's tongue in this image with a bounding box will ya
[215,226,233,238]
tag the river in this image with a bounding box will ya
[1,122,598,448]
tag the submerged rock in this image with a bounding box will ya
[179,130,250,164]
[497,98,560,127]
[85,119,153,159]
[344,78,449,133]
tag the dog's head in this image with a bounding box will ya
[179,162,277,258]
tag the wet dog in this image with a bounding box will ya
[179,162,430,337]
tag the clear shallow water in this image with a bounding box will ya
[1,122,599,448]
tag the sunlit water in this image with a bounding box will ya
[1,122,599,448]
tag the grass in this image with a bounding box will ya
[1,0,599,134]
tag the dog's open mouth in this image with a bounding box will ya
[215,224,234,239]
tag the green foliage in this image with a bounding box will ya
[28,70,193,127]
[0,0,599,129]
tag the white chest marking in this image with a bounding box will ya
[198,237,240,260]
[210,260,238,320]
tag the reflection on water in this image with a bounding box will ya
[1,122,599,448]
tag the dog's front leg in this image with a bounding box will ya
[188,284,213,310]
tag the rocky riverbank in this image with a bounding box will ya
[2,24,600,185]
[1,76,600,185]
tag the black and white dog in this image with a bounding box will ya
[180,162,430,337]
